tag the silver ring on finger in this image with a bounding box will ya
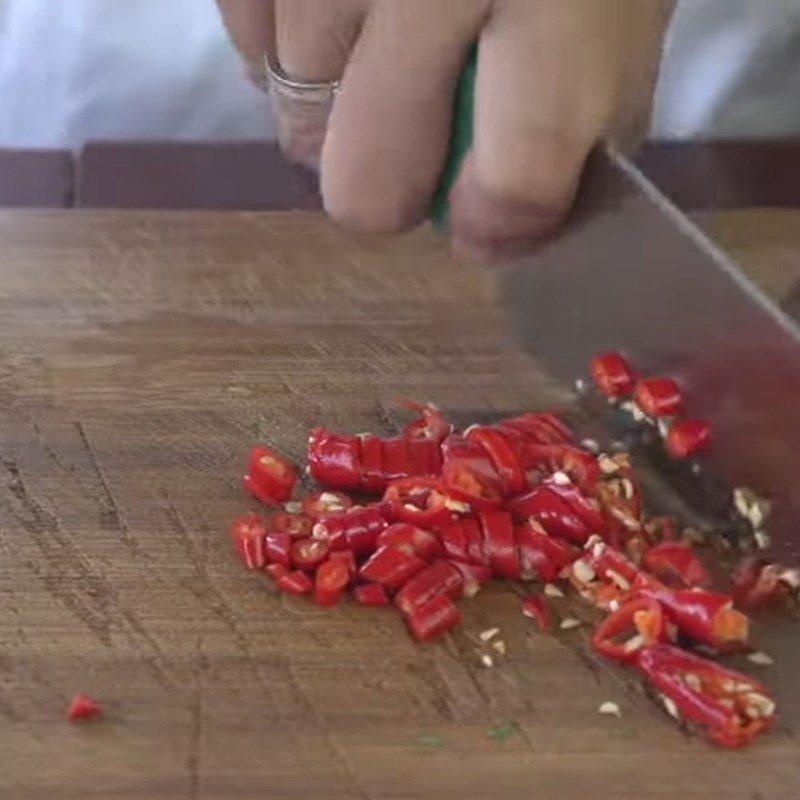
[263,53,340,105]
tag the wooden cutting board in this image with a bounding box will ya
[0,210,797,800]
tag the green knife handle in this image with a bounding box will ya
[430,45,477,230]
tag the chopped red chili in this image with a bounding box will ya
[264,532,292,566]
[466,426,526,495]
[381,477,452,529]
[359,545,427,590]
[353,583,391,607]
[639,587,749,651]
[508,485,592,545]
[634,377,684,418]
[302,491,353,520]
[230,513,268,570]
[244,446,297,504]
[377,522,443,561]
[401,401,452,443]
[67,694,102,722]
[591,351,636,399]
[479,510,520,579]
[642,541,712,588]
[731,557,799,609]
[270,512,313,539]
[265,563,290,581]
[290,538,331,572]
[405,594,462,642]
[516,522,577,582]
[448,560,493,597]
[666,419,712,459]
[635,644,776,748]
[315,558,351,606]
[592,596,667,662]
[395,561,464,616]
[308,429,363,490]
[313,505,387,554]
[277,570,314,595]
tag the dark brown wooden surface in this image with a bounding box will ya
[0,210,798,800]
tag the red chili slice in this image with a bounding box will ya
[642,541,712,588]
[353,583,391,607]
[381,437,414,482]
[302,491,353,520]
[463,517,488,566]
[277,570,313,595]
[265,563,290,581]
[359,545,427,590]
[264,532,292,566]
[381,478,452,529]
[479,510,520,579]
[516,522,577,582]
[377,522,443,561]
[522,594,551,632]
[405,594,462,642]
[401,401,452,443]
[542,480,607,536]
[635,644,776,748]
[230,513,268,570]
[448,561,493,597]
[441,435,504,510]
[67,694,102,722]
[634,377,684,418]
[440,520,470,563]
[524,444,600,492]
[406,438,444,478]
[270,512,313,539]
[638,586,749,651]
[314,558,351,606]
[290,538,331,572]
[666,419,712,459]
[395,561,465,615]
[358,434,385,493]
[508,485,592,545]
[466,426,526,495]
[591,351,636,399]
[308,428,363,490]
[313,506,387,554]
[328,549,357,581]
[244,446,297,504]
[592,597,667,663]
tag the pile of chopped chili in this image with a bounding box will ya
[228,357,786,749]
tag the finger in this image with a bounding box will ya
[449,0,616,259]
[321,0,490,234]
[272,0,368,166]
[452,0,674,261]
[215,0,275,84]
[275,0,368,81]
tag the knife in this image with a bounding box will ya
[432,49,800,559]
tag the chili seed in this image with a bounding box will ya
[492,640,507,655]
[661,694,681,720]
[598,701,622,718]
[284,501,303,514]
[479,627,500,642]
[747,651,774,666]
[572,560,596,585]
[480,654,495,668]
[544,583,565,599]
[559,618,582,631]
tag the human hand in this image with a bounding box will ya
[218,1,675,261]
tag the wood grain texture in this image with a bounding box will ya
[0,210,798,800]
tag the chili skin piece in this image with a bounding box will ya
[666,419,712,459]
[381,478,452,529]
[635,644,776,748]
[508,485,591,545]
[313,506,387,554]
[638,587,749,651]
[315,558,351,606]
[277,570,314,595]
[377,522,443,561]
[359,545,427,590]
[634,377,684,418]
[230,513,268,570]
[67,694,102,722]
[591,351,636,399]
[405,594,462,642]
[308,429,363,490]
[592,596,667,663]
[244,446,297,504]
[395,561,464,616]
[642,541,712,589]
[353,583,391,607]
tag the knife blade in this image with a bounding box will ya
[431,50,800,558]
[499,148,800,559]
